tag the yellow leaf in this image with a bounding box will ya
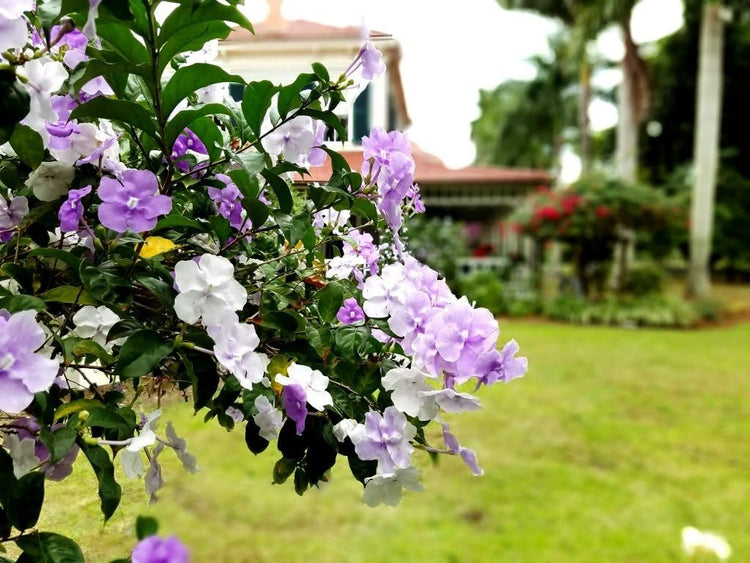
[140,236,176,258]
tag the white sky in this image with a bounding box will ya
[241,0,684,169]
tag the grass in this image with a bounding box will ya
[32,319,750,562]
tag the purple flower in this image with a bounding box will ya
[131,535,190,563]
[359,42,386,80]
[78,76,113,103]
[97,169,172,233]
[58,185,91,232]
[441,421,483,476]
[171,129,208,174]
[0,311,59,413]
[51,26,88,68]
[336,297,365,325]
[207,174,246,230]
[283,383,308,435]
[349,406,416,474]
[0,195,28,242]
[473,339,528,388]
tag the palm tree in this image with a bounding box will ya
[687,2,725,298]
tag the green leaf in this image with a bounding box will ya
[165,103,231,149]
[260,311,299,333]
[9,125,44,169]
[231,150,266,178]
[69,97,159,142]
[116,330,173,379]
[77,440,121,522]
[79,262,129,305]
[15,532,84,563]
[72,340,115,365]
[158,0,253,48]
[187,116,224,161]
[334,326,371,360]
[39,427,77,465]
[311,62,329,82]
[321,146,351,173]
[0,448,15,503]
[242,198,269,229]
[158,21,232,76]
[277,73,316,119]
[294,467,308,496]
[153,213,204,231]
[305,325,331,359]
[241,80,276,138]
[161,63,244,119]
[209,215,231,246]
[86,409,131,431]
[96,21,149,65]
[272,457,297,484]
[136,275,175,308]
[272,211,312,247]
[135,515,159,540]
[0,71,30,145]
[7,472,45,531]
[244,417,269,455]
[54,398,106,421]
[350,198,379,222]
[0,295,46,313]
[317,282,343,323]
[41,285,96,305]
[28,248,83,270]
[263,171,293,213]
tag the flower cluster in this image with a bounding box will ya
[0,2,528,558]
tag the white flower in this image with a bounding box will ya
[681,526,732,560]
[120,449,145,479]
[207,311,269,391]
[20,58,68,131]
[252,395,283,441]
[362,263,409,318]
[49,122,101,165]
[173,254,247,325]
[4,434,41,479]
[362,466,425,507]
[332,418,359,442]
[48,228,95,252]
[72,305,120,347]
[274,362,332,411]
[183,40,219,65]
[419,389,482,414]
[313,209,351,233]
[261,115,325,167]
[326,254,366,281]
[382,367,438,421]
[126,409,161,452]
[25,161,75,201]
[0,0,34,53]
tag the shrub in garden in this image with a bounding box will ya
[510,174,685,296]
[0,1,528,560]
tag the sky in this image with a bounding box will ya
[240,0,685,169]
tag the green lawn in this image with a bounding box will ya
[36,319,750,562]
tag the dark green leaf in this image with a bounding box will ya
[54,398,105,421]
[322,146,351,173]
[242,198,269,229]
[96,21,149,65]
[294,467,308,495]
[79,262,130,305]
[158,21,232,76]
[231,150,266,178]
[277,73,316,119]
[0,295,46,313]
[69,97,159,142]
[244,418,269,455]
[299,108,346,142]
[72,339,115,365]
[241,80,276,138]
[347,454,377,485]
[86,409,131,431]
[334,326,371,359]
[305,325,331,359]
[0,71,30,145]
[262,171,293,214]
[277,419,307,460]
[209,215,231,246]
[161,63,244,119]
[187,116,224,161]
[317,282,343,323]
[9,125,44,169]
[39,427,77,465]
[260,311,299,333]
[7,472,45,531]
[272,457,297,484]
[350,198,379,222]
[41,285,96,305]
[153,213,204,231]
[311,62,329,82]
[28,248,83,270]
[15,532,84,563]
[116,330,173,379]
[158,0,253,48]
[0,448,15,504]
[77,440,121,522]
[135,275,175,308]
[0,507,11,540]
[135,515,159,540]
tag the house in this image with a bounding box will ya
[217,0,548,271]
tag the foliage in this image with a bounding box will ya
[621,262,665,297]
[0,1,527,559]
[542,295,697,327]
[402,215,467,286]
[456,271,505,315]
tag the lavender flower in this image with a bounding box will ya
[207,312,270,390]
[336,297,365,325]
[0,194,28,242]
[473,339,528,388]
[359,42,386,80]
[97,169,172,233]
[0,310,59,413]
[349,406,416,474]
[131,535,190,563]
[58,185,91,232]
[0,1,34,52]
[207,174,246,230]
[274,363,332,412]
[171,129,208,174]
[283,383,308,435]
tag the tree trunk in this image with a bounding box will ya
[687,3,724,299]
[579,55,592,173]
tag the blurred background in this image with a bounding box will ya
[50,1,749,561]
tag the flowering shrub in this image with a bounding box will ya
[0,1,527,560]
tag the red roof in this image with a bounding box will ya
[295,148,549,186]
[226,21,390,43]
